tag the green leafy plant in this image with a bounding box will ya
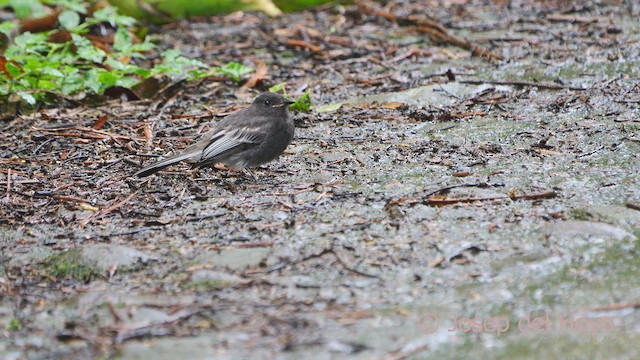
[0,3,252,107]
[215,62,253,82]
[290,90,311,112]
[5,0,48,19]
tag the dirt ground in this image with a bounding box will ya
[2,0,640,359]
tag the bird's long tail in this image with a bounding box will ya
[134,152,196,177]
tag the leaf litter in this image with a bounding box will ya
[1,0,640,359]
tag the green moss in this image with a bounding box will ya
[44,249,99,282]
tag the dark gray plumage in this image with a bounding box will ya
[134,92,295,178]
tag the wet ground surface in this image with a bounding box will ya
[2,0,640,359]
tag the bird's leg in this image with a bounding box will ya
[242,168,258,181]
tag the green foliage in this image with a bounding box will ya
[214,62,253,82]
[273,0,338,13]
[0,21,16,37]
[290,90,312,112]
[150,49,208,80]
[269,83,312,112]
[268,82,285,93]
[106,0,339,23]
[50,0,87,14]
[0,3,252,107]
[89,6,136,28]
[58,9,80,29]
[6,317,21,331]
[108,0,283,23]
[6,0,47,19]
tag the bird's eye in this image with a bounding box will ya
[264,100,271,106]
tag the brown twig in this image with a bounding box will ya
[546,14,601,24]
[264,248,378,278]
[426,190,557,206]
[423,182,490,198]
[449,111,488,118]
[587,302,640,312]
[42,121,94,130]
[35,126,133,141]
[0,159,30,165]
[81,190,139,227]
[287,39,324,54]
[427,195,505,206]
[5,168,11,197]
[459,79,586,91]
[384,340,429,360]
[113,307,207,344]
[356,0,502,61]
[233,241,275,248]
[265,248,333,273]
[509,190,557,200]
[1,168,26,176]
[52,195,94,204]
[77,126,132,140]
[626,203,640,212]
[332,250,378,278]
[107,302,124,324]
[40,132,110,141]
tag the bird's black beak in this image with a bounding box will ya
[275,99,295,107]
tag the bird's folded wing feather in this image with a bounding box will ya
[200,126,265,160]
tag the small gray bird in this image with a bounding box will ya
[135,92,295,178]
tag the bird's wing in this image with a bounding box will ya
[199,125,266,161]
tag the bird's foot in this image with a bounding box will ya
[242,168,258,181]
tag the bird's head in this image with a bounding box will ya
[253,92,295,110]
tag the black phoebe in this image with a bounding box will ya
[134,92,295,178]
